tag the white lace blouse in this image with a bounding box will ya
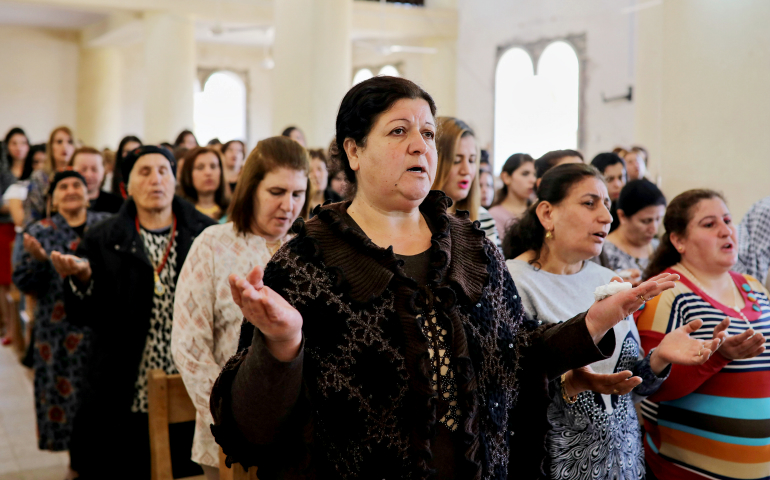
[171,222,288,467]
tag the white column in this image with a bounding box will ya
[77,46,122,149]
[142,12,196,145]
[272,0,352,147]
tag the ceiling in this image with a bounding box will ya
[0,1,106,29]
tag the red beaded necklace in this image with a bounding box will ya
[135,214,177,296]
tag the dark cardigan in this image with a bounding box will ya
[211,191,615,479]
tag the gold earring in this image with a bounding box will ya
[545,231,553,240]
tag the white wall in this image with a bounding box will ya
[0,26,79,144]
[635,0,770,222]
[455,0,637,160]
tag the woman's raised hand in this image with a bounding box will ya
[23,233,47,262]
[649,319,725,374]
[564,366,642,397]
[585,273,679,344]
[50,251,92,282]
[714,317,767,360]
[229,265,303,362]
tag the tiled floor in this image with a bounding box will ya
[0,346,69,480]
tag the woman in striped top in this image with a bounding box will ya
[637,189,769,480]
[432,117,501,248]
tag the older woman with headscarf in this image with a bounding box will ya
[209,77,681,480]
[49,146,215,479]
[12,170,110,479]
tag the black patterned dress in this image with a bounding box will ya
[13,211,110,451]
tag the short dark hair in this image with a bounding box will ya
[229,136,310,234]
[222,140,245,156]
[534,149,583,179]
[617,179,666,218]
[69,146,102,167]
[503,163,603,263]
[307,148,327,166]
[335,76,436,194]
[591,152,626,174]
[281,126,301,137]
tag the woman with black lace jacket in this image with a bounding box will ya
[210,76,681,480]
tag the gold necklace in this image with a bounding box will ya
[266,240,282,256]
[677,263,751,326]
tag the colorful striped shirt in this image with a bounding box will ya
[636,265,770,480]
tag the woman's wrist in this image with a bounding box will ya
[264,332,302,362]
[649,348,670,375]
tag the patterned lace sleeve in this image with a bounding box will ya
[631,349,671,402]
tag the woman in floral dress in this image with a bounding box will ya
[12,171,109,474]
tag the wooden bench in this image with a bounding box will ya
[148,369,257,480]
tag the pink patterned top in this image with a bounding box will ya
[171,222,288,467]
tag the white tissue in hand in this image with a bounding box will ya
[594,281,633,301]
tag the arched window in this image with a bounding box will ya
[353,68,374,86]
[494,41,579,175]
[194,71,247,145]
[378,65,400,77]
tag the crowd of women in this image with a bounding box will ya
[1,75,769,480]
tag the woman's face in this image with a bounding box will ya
[603,163,626,201]
[252,167,307,241]
[32,150,46,171]
[619,205,665,246]
[223,143,244,171]
[127,154,176,211]
[672,198,737,273]
[330,170,347,197]
[309,158,328,194]
[345,98,437,212]
[504,161,536,201]
[7,134,29,162]
[441,134,477,203]
[182,133,198,150]
[479,170,495,208]
[52,130,75,170]
[625,152,646,181]
[72,153,105,199]
[289,129,306,147]
[52,177,88,215]
[121,141,141,158]
[191,152,221,196]
[540,177,613,262]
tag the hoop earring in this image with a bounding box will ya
[545,231,553,240]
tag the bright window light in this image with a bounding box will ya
[194,71,247,145]
[378,65,400,77]
[352,68,374,86]
[493,42,579,175]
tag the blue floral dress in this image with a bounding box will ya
[12,211,110,451]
